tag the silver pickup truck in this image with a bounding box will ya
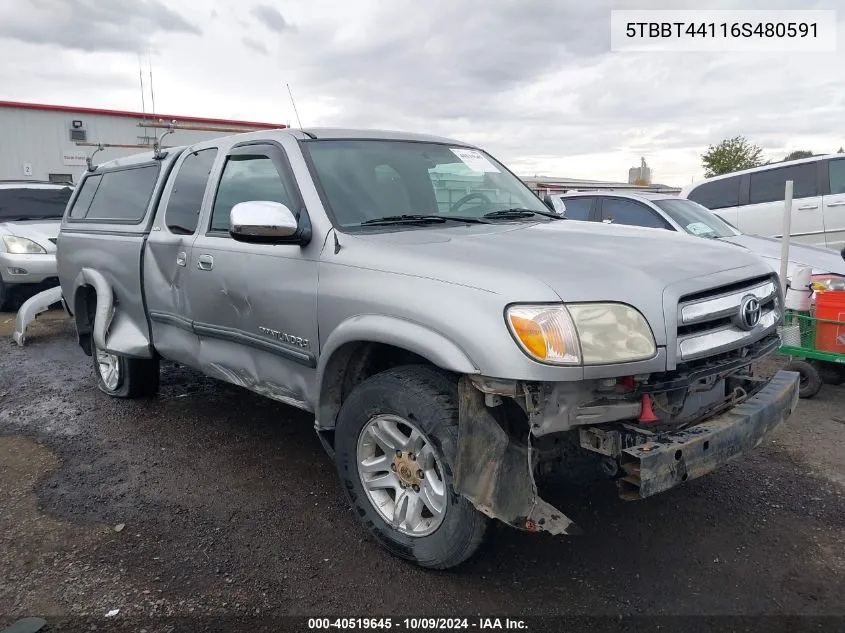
[56,128,800,569]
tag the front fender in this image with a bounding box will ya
[318,314,480,380]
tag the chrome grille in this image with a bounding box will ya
[676,276,780,362]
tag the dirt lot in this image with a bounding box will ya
[1,311,844,630]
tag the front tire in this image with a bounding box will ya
[334,365,488,569]
[92,340,160,398]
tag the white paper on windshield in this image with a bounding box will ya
[686,222,715,236]
[450,148,500,173]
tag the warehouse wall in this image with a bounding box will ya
[0,106,258,184]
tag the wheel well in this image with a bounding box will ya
[73,284,97,356]
[317,342,435,435]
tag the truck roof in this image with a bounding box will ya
[91,128,479,173]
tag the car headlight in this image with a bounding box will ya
[506,303,656,366]
[1,235,47,254]
[810,274,845,292]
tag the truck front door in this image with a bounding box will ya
[186,142,320,409]
[144,145,220,367]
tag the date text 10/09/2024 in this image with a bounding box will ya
[307,618,528,630]
[625,22,818,38]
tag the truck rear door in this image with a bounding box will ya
[144,143,220,366]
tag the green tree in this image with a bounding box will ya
[701,136,764,178]
[838,147,844,153]
[783,150,814,161]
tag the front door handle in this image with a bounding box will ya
[826,201,845,207]
[176,251,187,267]
[797,204,818,210]
[197,254,214,271]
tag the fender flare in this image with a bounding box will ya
[72,268,115,352]
[318,314,480,380]
[315,314,480,428]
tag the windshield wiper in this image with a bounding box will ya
[482,208,564,220]
[360,214,489,226]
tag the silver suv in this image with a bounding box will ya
[56,128,799,568]
[0,180,71,309]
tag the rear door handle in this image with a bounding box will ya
[797,205,818,210]
[197,254,214,271]
[826,201,845,207]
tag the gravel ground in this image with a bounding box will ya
[1,312,843,630]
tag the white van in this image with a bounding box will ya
[679,154,845,251]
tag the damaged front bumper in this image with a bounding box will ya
[614,369,800,499]
[452,369,799,536]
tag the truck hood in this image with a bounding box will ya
[0,220,61,253]
[720,233,845,279]
[344,220,774,345]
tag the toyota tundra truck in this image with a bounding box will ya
[55,128,800,569]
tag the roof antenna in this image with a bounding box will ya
[286,83,303,129]
[138,53,149,143]
[148,46,157,121]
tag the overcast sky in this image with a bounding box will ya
[0,0,842,185]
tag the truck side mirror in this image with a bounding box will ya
[229,200,304,244]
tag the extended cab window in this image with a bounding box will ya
[72,164,160,222]
[687,176,740,210]
[749,163,816,204]
[165,148,218,235]
[210,155,291,232]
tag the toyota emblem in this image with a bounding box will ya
[738,295,761,330]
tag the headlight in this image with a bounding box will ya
[506,303,656,366]
[1,235,47,254]
[811,274,845,292]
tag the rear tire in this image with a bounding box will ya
[334,365,488,569]
[784,359,823,399]
[92,339,160,398]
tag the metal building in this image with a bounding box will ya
[0,100,283,185]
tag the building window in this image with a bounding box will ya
[48,173,73,185]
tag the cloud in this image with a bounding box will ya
[251,4,294,33]
[241,36,269,56]
[0,0,843,184]
[0,0,201,53]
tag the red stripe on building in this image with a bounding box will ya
[0,100,284,129]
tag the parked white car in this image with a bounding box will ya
[554,191,845,290]
[678,154,845,251]
[0,181,72,310]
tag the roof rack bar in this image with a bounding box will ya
[137,120,265,134]
[75,141,172,149]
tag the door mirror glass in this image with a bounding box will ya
[542,193,566,215]
[229,200,298,241]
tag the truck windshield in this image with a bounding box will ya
[652,198,739,239]
[303,139,551,229]
[0,186,73,222]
